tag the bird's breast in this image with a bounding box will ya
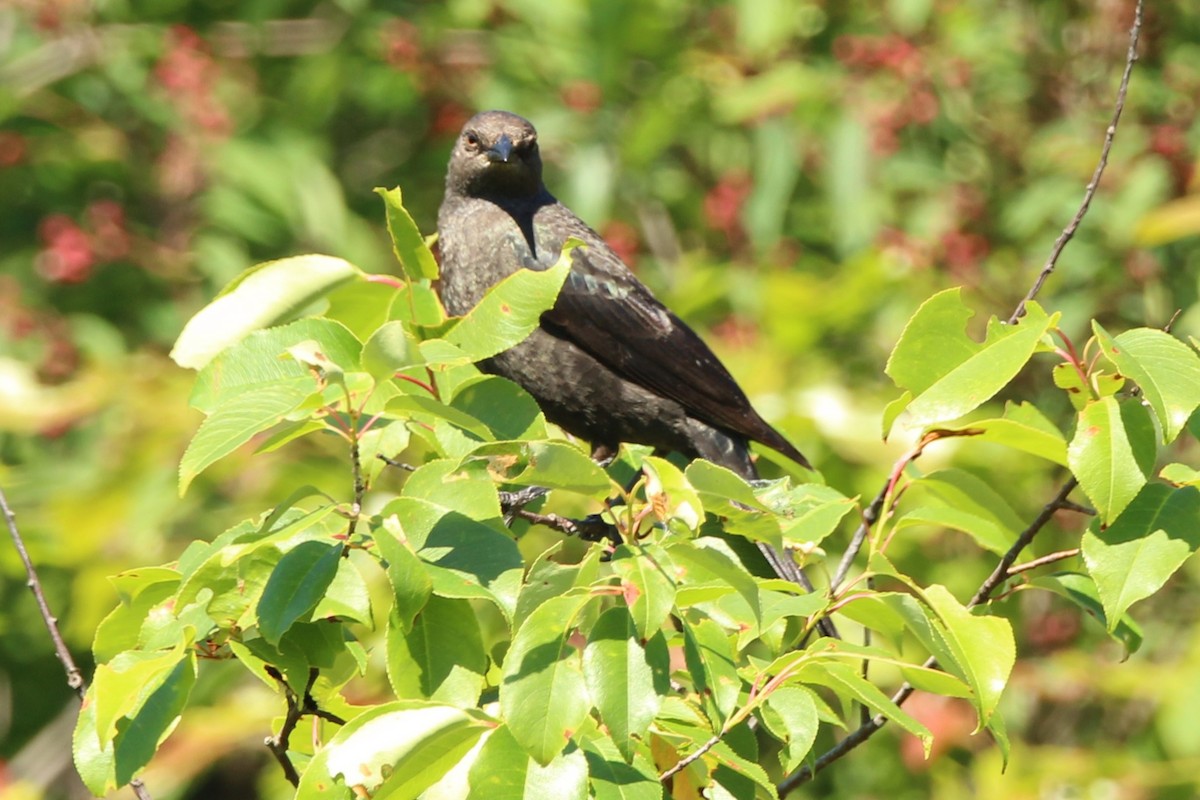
[438,198,546,315]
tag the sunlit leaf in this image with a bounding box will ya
[172,255,362,369]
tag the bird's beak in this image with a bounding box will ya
[486,134,514,164]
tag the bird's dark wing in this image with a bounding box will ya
[533,226,809,468]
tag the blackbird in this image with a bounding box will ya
[437,110,811,582]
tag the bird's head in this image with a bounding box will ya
[446,110,545,199]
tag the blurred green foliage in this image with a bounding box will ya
[2,0,1199,798]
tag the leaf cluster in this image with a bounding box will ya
[74,191,1200,798]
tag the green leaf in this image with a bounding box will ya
[1069,396,1148,522]
[885,289,1054,433]
[940,401,1068,465]
[583,607,660,762]
[376,186,440,281]
[390,282,446,327]
[681,617,740,729]
[1081,484,1200,631]
[401,459,502,521]
[669,538,761,629]
[1053,361,1092,411]
[1029,572,1143,654]
[257,539,344,645]
[760,686,819,773]
[172,254,362,369]
[1095,323,1200,443]
[387,392,496,442]
[376,516,433,633]
[921,584,1014,726]
[686,461,787,553]
[312,556,373,626]
[93,572,180,663]
[710,730,777,800]
[174,506,340,633]
[387,595,486,707]
[471,440,612,497]
[514,543,583,629]
[179,382,312,494]
[765,482,857,548]
[582,736,662,800]
[642,456,705,531]
[112,653,196,787]
[464,726,588,800]
[362,320,418,380]
[449,375,547,440]
[685,460,764,509]
[1162,462,1200,487]
[500,592,594,765]
[609,545,678,639]
[379,497,523,621]
[92,642,193,748]
[73,692,115,795]
[897,469,1024,554]
[189,318,363,413]
[798,659,931,749]
[444,252,572,361]
[295,701,492,800]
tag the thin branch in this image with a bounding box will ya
[265,667,321,787]
[831,428,955,593]
[499,485,551,517]
[347,433,365,540]
[1,487,154,800]
[969,478,1079,606]
[377,453,417,471]
[1008,0,1142,324]
[830,484,887,593]
[1,488,85,696]
[659,732,722,782]
[1007,547,1081,576]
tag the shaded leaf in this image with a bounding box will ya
[1081,484,1200,631]
[257,539,344,645]
[500,592,594,764]
[387,595,486,706]
[1029,572,1143,655]
[583,607,659,761]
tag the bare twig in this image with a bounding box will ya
[969,479,1080,606]
[830,484,888,594]
[377,453,417,471]
[659,733,722,782]
[499,485,551,517]
[1,487,154,800]
[1,488,85,696]
[265,667,321,787]
[1006,547,1081,576]
[780,478,1083,792]
[347,430,365,540]
[1008,0,1142,324]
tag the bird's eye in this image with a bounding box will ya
[463,131,480,149]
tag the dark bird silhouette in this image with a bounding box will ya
[438,110,811,582]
